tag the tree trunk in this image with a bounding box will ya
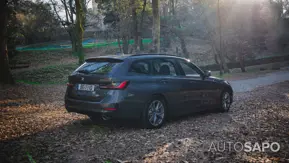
[0,1,14,84]
[72,40,77,54]
[68,29,77,55]
[170,0,188,57]
[152,0,160,53]
[214,52,219,65]
[139,0,147,51]
[238,54,246,72]
[131,0,138,52]
[122,36,129,54]
[217,0,229,74]
[75,0,85,65]
[117,35,122,53]
[219,52,230,73]
[162,2,171,52]
[171,26,189,58]
[178,34,189,59]
[215,52,224,75]
[240,62,246,72]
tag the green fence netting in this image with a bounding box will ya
[16,38,153,52]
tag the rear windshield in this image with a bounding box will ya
[75,61,121,74]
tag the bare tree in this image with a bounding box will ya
[152,0,160,53]
[158,0,189,57]
[98,0,139,54]
[50,0,90,63]
[138,0,147,51]
[50,0,77,53]
[217,0,230,74]
[131,0,139,52]
[173,1,190,58]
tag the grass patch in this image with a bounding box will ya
[13,63,79,84]
[11,51,76,66]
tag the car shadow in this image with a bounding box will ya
[70,117,142,130]
[72,108,223,130]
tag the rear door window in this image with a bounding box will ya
[152,58,177,76]
[76,61,121,74]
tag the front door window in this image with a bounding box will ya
[178,60,202,78]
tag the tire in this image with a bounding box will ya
[141,96,167,129]
[219,90,232,112]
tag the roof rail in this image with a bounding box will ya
[131,53,176,57]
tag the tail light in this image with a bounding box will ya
[104,108,117,111]
[99,81,129,90]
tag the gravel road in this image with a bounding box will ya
[230,70,289,92]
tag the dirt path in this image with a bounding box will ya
[230,70,289,92]
[0,79,288,163]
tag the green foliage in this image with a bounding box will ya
[6,0,61,60]
[26,152,36,163]
[104,161,112,163]
[99,0,152,26]
[16,0,61,44]
[136,0,152,15]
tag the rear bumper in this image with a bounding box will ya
[65,97,117,115]
[65,96,143,119]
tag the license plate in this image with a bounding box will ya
[78,84,95,91]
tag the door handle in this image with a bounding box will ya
[189,80,196,84]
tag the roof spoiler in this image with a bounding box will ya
[85,58,123,62]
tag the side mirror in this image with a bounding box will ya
[204,70,211,77]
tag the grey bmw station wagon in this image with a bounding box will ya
[65,54,233,128]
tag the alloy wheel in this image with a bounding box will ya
[222,92,231,111]
[148,100,165,127]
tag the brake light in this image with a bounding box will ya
[99,81,129,89]
[67,83,74,87]
[104,108,117,111]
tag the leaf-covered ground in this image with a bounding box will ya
[0,82,289,163]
